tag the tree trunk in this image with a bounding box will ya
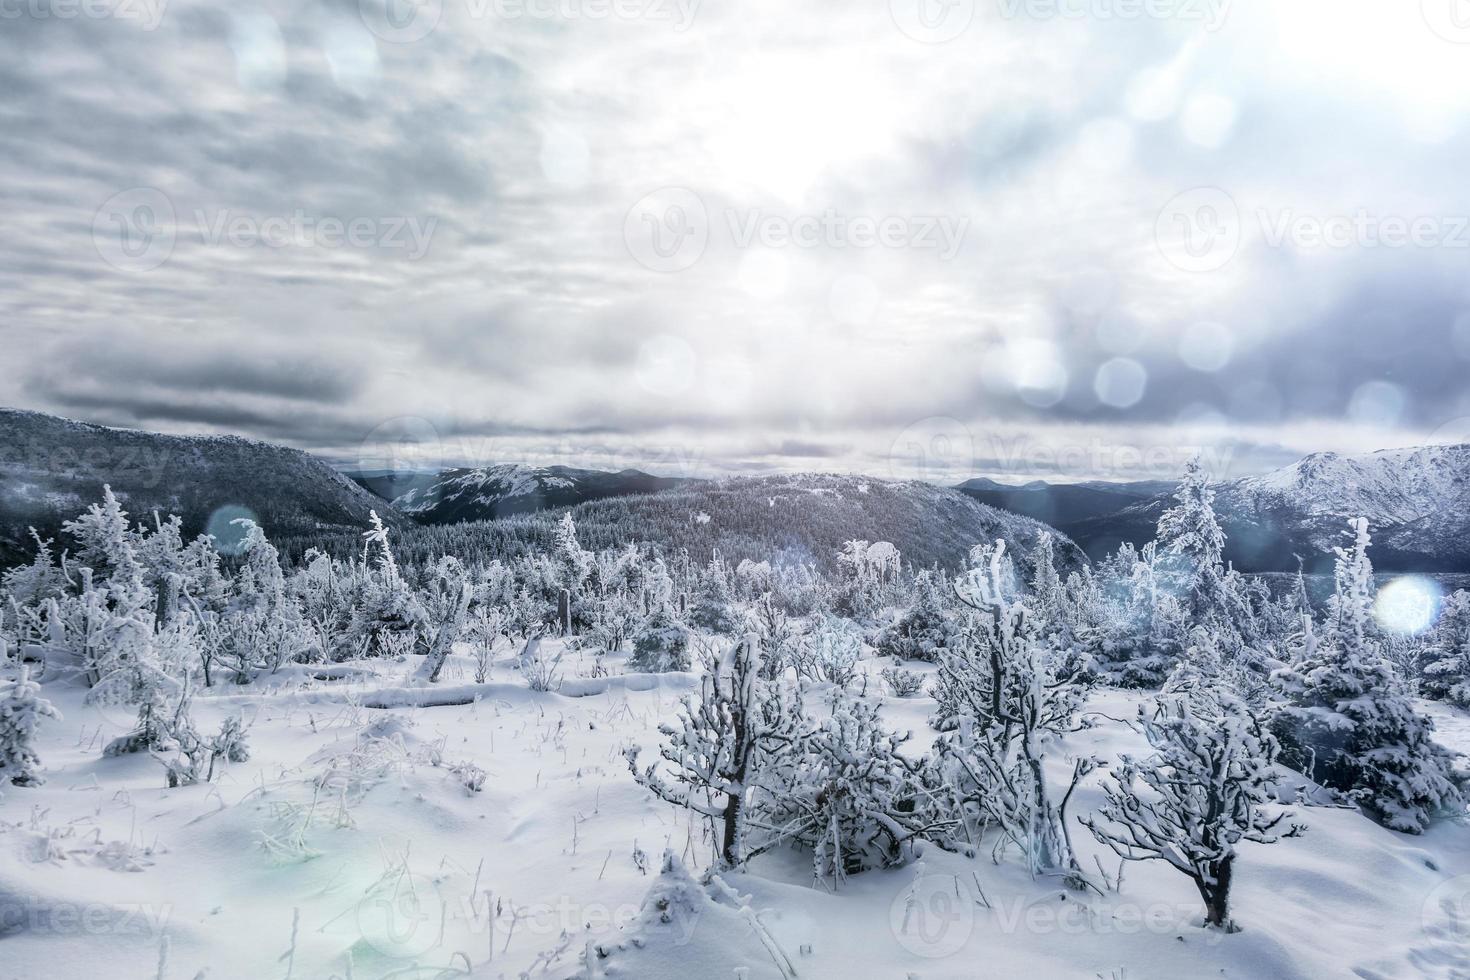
[1198,856,1233,929]
[721,792,743,867]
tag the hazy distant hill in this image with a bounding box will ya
[351,463,698,525]
[955,477,1175,532]
[0,408,402,567]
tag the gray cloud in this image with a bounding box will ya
[2,1,1469,481]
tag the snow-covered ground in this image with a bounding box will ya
[5,641,1470,980]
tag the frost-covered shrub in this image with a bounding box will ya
[880,665,925,698]
[0,667,62,785]
[874,570,956,662]
[793,616,864,688]
[518,637,564,692]
[768,693,947,881]
[629,607,692,673]
[745,593,799,681]
[346,512,428,656]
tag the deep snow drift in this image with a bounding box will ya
[4,638,1470,980]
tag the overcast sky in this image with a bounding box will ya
[5,0,1470,484]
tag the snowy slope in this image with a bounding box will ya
[6,651,1470,980]
[362,472,1089,573]
[367,464,695,525]
[0,408,403,567]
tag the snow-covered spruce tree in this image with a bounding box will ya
[933,541,1092,880]
[0,667,62,786]
[1027,532,1065,624]
[1422,591,1470,706]
[686,553,742,635]
[1155,456,1229,625]
[219,520,312,678]
[347,511,427,656]
[875,569,957,663]
[2,529,69,606]
[626,635,802,868]
[1083,690,1304,931]
[629,604,693,673]
[767,692,951,883]
[1272,519,1464,833]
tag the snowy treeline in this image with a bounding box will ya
[2,459,1468,936]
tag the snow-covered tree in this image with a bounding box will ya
[629,605,693,673]
[348,512,427,655]
[1155,457,1228,624]
[933,541,1091,879]
[1083,691,1304,930]
[626,636,802,867]
[875,569,956,662]
[1422,591,1470,706]
[417,556,474,683]
[1272,520,1465,833]
[687,553,741,635]
[0,667,62,785]
[768,693,951,882]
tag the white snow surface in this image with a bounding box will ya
[4,643,1470,979]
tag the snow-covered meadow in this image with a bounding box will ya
[4,467,1470,979]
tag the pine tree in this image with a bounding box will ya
[0,667,62,785]
[1422,591,1470,706]
[1155,457,1228,624]
[1272,520,1465,833]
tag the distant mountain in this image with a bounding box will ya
[342,472,1088,574]
[0,408,402,567]
[355,464,699,525]
[955,477,1176,532]
[1063,445,1470,573]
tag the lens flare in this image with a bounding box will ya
[1373,576,1443,636]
